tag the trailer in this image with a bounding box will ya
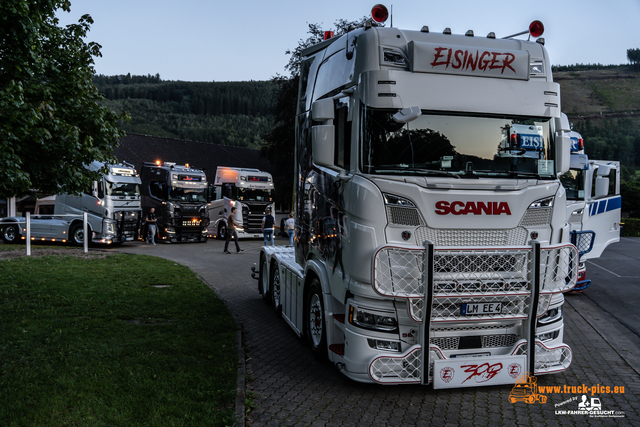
[254,5,579,388]
[0,161,142,245]
[140,161,209,243]
[208,167,275,239]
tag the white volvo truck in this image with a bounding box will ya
[561,131,621,290]
[255,5,578,388]
[0,161,142,245]
[208,167,275,239]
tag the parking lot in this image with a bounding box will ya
[109,237,640,426]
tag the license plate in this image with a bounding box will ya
[461,302,502,315]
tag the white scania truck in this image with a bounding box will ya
[208,167,275,239]
[0,161,142,245]
[561,131,621,290]
[255,5,579,389]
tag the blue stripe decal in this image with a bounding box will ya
[589,196,621,216]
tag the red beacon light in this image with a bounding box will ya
[371,4,389,23]
[529,20,544,38]
[324,31,334,40]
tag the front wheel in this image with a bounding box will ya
[306,279,327,360]
[69,223,85,246]
[2,224,19,244]
[217,223,227,240]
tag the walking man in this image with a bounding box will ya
[224,207,243,254]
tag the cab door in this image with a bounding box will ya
[580,161,621,259]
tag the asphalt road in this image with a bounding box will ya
[104,235,640,426]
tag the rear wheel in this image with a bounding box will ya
[2,224,19,244]
[270,263,282,315]
[306,279,327,360]
[260,255,271,305]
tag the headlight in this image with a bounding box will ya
[349,305,398,332]
[383,193,415,207]
[528,196,554,209]
[537,306,562,326]
[105,222,116,234]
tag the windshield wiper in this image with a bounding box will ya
[377,166,461,179]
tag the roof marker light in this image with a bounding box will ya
[529,20,544,38]
[324,31,334,40]
[371,4,388,23]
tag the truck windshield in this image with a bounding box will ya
[560,170,585,201]
[169,187,207,203]
[106,181,140,197]
[361,108,556,179]
[237,188,273,202]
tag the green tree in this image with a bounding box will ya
[0,0,125,198]
[261,18,369,209]
[627,48,640,71]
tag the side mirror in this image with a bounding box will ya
[311,99,335,168]
[312,125,335,167]
[312,98,334,121]
[595,176,610,198]
[555,114,572,175]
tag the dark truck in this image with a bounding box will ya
[140,162,209,243]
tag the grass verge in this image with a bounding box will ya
[0,252,238,426]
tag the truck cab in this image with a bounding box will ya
[0,161,142,245]
[208,167,275,239]
[140,162,209,243]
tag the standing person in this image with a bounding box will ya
[224,207,243,254]
[146,208,157,245]
[285,213,295,246]
[261,207,275,246]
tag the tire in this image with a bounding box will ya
[217,223,226,240]
[69,223,85,246]
[259,255,271,305]
[2,224,19,244]
[306,279,327,360]
[270,262,282,315]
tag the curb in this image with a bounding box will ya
[235,329,246,427]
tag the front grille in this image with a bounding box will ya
[387,206,424,226]
[434,253,527,273]
[415,227,528,247]
[519,207,552,227]
[430,334,518,350]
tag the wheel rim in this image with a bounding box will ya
[219,224,226,239]
[309,293,323,347]
[4,226,16,241]
[73,227,84,244]
[261,259,269,295]
[272,268,281,308]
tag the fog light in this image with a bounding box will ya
[536,330,559,342]
[368,339,400,352]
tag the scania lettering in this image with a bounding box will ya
[0,161,142,245]
[140,162,209,243]
[254,5,577,388]
[435,201,512,215]
[208,167,275,239]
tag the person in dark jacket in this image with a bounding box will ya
[261,207,275,246]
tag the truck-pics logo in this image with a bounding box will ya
[509,372,548,404]
[435,201,512,215]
